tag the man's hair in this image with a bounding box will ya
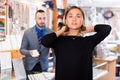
[35,9,45,14]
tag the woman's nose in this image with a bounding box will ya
[72,17,76,21]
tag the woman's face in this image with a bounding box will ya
[66,8,84,30]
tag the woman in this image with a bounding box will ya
[41,6,111,80]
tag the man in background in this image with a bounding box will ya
[20,9,54,74]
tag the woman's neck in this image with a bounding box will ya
[67,30,80,36]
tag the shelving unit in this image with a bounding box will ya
[0,1,7,41]
[93,56,117,80]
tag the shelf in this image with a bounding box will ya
[93,68,108,80]
[93,62,107,68]
[0,16,6,18]
[28,72,55,80]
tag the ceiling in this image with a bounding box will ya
[12,0,120,8]
[67,0,120,7]
[56,0,120,8]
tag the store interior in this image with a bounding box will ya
[0,0,120,80]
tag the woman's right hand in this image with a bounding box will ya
[55,26,67,37]
[61,26,67,32]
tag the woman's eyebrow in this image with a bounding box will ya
[68,12,82,15]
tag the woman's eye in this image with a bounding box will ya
[68,16,72,18]
[77,16,81,18]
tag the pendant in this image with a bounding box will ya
[72,37,76,40]
[72,36,76,40]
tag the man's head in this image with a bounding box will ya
[35,9,46,28]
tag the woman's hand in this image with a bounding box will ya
[55,26,67,37]
[82,25,94,33]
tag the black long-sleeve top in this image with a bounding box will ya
[41,24,111,80]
